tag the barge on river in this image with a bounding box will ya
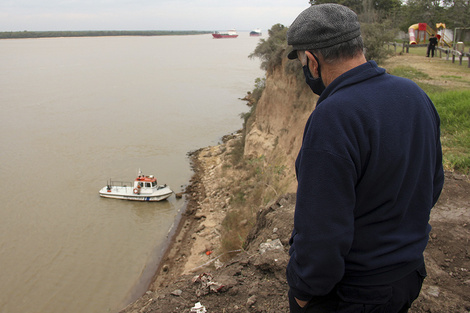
[212,29,238,38]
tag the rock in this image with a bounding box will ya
[195,212,206,219]
[214,275,238,291]
[252,249,289,273]
[214,259,224,269]
[427,286,440,298]
[246,295,257,307]
[175,192,184,199]
[259,238,283,255]
[171,289,183,296]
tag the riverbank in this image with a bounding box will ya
[119,133,295,313]
[120,131,470,313]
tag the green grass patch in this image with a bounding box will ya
[388,66,445,93]
[441,75,462,79]
[429,90,470,174]
[390,65,470,174]
[407,46,428,57]
[389,66,431,80]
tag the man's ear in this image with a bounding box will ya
[305,51,319,76]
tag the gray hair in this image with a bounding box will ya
[310,36,364,64]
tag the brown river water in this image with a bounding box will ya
[0,33,263,313]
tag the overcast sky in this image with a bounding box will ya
[0,0,311,32]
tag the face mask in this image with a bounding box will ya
[302,55,325,96]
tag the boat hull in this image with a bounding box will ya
[212,34,238,39]
[99,185,173,201]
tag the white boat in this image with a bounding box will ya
[99,171,173,201]
[250,28,262,36]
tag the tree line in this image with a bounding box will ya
[0,30,211,39]
[309,0,469,31]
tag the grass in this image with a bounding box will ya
[388,65,446,93]
[428,90,470,174]
[387,53,470,174]
[390,65,431,80]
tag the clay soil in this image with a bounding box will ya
[121,54,470,313]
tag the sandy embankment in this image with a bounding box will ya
[147,140,236,294]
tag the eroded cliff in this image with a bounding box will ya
[243,57,316,196]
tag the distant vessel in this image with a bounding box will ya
[250,28,262,37]
[212,29,238,38]
[99,170,173,201]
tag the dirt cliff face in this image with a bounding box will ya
[244,58,316,194]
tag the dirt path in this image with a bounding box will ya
[382,52,470,90]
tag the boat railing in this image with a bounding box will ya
[108,180,133,188]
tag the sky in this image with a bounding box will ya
[0,0,311,32]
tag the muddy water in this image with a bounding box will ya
[0,33,263,313]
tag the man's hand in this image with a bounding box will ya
[295,297,309,308]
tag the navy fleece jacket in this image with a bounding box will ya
[287,61,444,301]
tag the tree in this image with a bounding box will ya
[442,0,470,28]
[309,0,364,14]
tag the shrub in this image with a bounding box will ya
[361,21,396,64]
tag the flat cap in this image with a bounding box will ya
[287,4,361,59]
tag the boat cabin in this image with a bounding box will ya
[133,175,158,194]
[135,175,157,187]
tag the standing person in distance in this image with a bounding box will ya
[285,4,444,313]
[427,34,438,57]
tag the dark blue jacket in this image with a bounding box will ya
[287,61,444,301]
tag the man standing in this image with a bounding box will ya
[427,34,438,57]
[286,4,444,313]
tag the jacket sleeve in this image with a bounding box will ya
[431,101,444,206]
[287,148,356,300]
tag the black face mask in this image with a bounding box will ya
[302,55,325,96]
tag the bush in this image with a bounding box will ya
[361,21,397,64]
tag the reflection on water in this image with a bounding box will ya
[0,34,263,313]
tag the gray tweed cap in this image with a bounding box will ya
[287,4,361,59]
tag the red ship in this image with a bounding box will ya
[212,29,238,38]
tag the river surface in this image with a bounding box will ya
[0,33,263,313]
